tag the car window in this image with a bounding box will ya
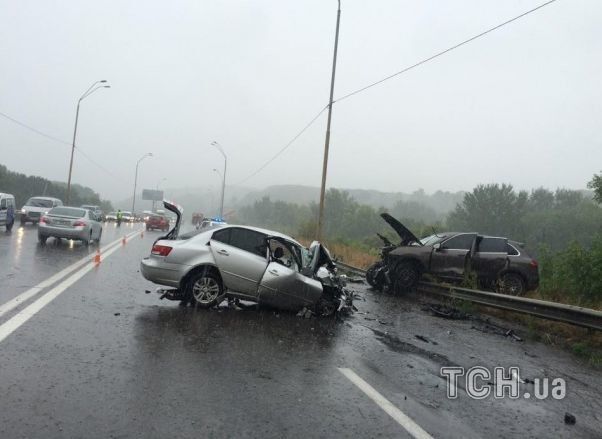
[211,228,231,244]
[229,228,267,257]
[507,243,520,255]
[442,234,475,250]
[49,207,86,218]
[477,237,507,253]
[26,198,54,208]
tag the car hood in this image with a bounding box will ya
[308,241,336,274]
[380,213,422,246]
[160,200,183,240]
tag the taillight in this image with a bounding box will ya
[151,245,172,256]
[73,220,86,227]
[530,259,538,269]
[39,216,47,224]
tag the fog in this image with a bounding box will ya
[1,0,601,202]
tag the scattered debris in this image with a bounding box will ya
[564,412,576,425]
[426,303,469,320]
[377,319,389,326]
[414,334,438,345]
[114,312,121,316]
[296,307,315,319]
[505,329,523,342]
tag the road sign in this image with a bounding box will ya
[142,189,163,201]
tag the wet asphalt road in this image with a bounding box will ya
[0,224,601,438]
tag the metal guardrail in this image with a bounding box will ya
[335,261,602,331]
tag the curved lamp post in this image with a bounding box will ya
[132,152,153,214]
[66,80,111,204]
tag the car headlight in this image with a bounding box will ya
[21,209,26,214]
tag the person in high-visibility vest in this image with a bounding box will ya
[116,209,123,227]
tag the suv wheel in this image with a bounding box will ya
[366,262,383,287]
[499,273,525,296]
[392,262,420,294]
[38,234,48,245]
[188,270,223,308]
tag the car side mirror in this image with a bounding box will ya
[433,243,441,251]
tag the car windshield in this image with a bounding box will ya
[420,234,449,246]
[26,198,54,208]
[49,207,86,218]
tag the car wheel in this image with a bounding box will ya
[188,270,223,308]
[499,273,525,296]
[38,234,48,245]
[83,231,92,246]
[391,261,420,294]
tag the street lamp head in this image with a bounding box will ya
[100,80,108,83]
[103,85,111,88]
[211,141,217,146]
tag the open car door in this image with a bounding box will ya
[257,237,323,311]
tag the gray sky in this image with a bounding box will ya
[1,0,600,201]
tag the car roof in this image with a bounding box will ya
[28,196,60,201]
[222,224,302,246]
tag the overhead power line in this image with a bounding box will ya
[233,0,559,185]
[335,0,559,103]
[0,110,124,181]
[235,105,328,185]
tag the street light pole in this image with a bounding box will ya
[316,0,341,240]
[66,80,110,204]
[210,141,227,219]
[132,153,153,214]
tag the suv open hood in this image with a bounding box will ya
[160,200,183,240]
[380,213,422,246]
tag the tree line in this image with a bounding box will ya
[0,164,113,212]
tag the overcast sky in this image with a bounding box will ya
[1,0,600,201]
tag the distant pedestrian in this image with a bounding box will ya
[5,204,14,232]
[116,209,123,227]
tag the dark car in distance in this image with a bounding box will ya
[367,213,539,296]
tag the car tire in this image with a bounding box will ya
[391,261,420,294]
[38,234,48,245]
[82,231,92,246]
[366,262,383,287]
[499,273,525,296]
[188,270,223,308]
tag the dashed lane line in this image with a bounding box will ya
[0,230,142,344]
[338,367,434,439]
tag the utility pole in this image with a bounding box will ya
[316,0,341,240]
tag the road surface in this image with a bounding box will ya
[0,223,600,438]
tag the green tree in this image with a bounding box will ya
[588,171,602,203]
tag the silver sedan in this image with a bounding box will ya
[38,206,103,245]
[141,202,350,315]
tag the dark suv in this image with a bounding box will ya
[368,214,539,295]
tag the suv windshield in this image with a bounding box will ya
[26,198,54,208]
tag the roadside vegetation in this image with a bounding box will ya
[235,174,602,309]
[0,164,113,212]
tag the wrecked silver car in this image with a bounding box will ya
[140,201,352,315]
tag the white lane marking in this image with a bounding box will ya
[0,231,140,318]
[0,230,142,344]
[338,368,434,439]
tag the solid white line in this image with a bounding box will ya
[0,230,140,318]
[338,368,434,439]
[0,230,141,344]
